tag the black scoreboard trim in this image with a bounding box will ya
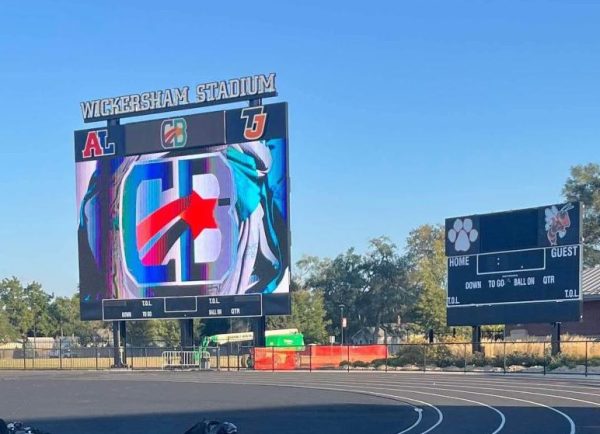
[447,300,582,326]
[101,294,264,321]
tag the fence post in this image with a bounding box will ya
[59,337,63,370]
[95,343,99,370]
[22,340,26,370]
[463,343,467,374]
[217,346,221,372]
[585,341,588,377]
[347,345,350,373]
[503,341,507,375]
[543,341,546,375]
[423,344,426,373]
[309,345,312,372]
[385,344,388,373]
[272,347,275,372]
[227,344,230,372]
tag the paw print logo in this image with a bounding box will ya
[448,218,478,252]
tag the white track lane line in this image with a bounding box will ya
[346,377,600,408]
[164,378,445,434]
[397,376,600,400]
[194,377,505,434]
[296,379,575,434]
[66,374,443,434]
[398,408,423,434]
[370,372,600,391]
[202,380,445,434]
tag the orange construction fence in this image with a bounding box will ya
[253,345,387,370]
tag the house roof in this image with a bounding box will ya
[583,266,600,299]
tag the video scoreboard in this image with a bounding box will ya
[446,202,582,326]
[74,97,291,321]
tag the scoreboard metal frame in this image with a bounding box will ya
[445,202,583,326]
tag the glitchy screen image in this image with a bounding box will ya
[76,139,289,318]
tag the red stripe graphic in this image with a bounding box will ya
[136,192,217,265]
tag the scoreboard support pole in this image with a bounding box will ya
[112,321,120,367]
[472,326,482,354]
[108,117,126,369]
[255,316,267,347]
[180,319,195,351]
[112,321,125,368]
[120,320,128,367]
[247,97,267,349]
[552,322,562,355]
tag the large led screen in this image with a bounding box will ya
[75,103,290,320]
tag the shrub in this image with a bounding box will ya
[395,345,425,366]
[469,351,487,367]
[504,351,544,368]
[386,357,407,367]
[588,357,600,367]
[435,354,465,368]
[428,345,465,368]
[370,358,387,368]
[548,354,579,370]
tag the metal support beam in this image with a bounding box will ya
[119,321,127,367]
[180,319,195,351]
[471,326,482,353]
[112,321,123,368]
[255,316,266,347]
[552,322,561,355]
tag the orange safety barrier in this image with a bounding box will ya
[253,348,296,370]
[252,345,387,370]
[311,345,387,369]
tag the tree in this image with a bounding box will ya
[23,281,55,336]
[127,321,156,346]
[361,237,413,339]
[0,309,18,343]
[268,289,331,344]
[49,295,80,337]
[126,319,182,347]
[300,249,367,339]
[154,320,181,346]
[563,163,600,266]
[300,238,413,341]
[48,294,102,345]
[0,278,102,345]
[405,225,448,333]
[0,277,34,338]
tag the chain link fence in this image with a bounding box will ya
[2,339,600,375]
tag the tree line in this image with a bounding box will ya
[1,164,598,346]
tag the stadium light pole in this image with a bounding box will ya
[339,304,345,345]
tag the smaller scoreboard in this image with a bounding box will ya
[446,202,582,326]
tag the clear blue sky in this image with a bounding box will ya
[1,1,599,297]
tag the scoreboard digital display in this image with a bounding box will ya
[446,202,582,326]
[74,103,291,321]
[101,294,263,321]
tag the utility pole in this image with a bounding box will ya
[339,304,345,345]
